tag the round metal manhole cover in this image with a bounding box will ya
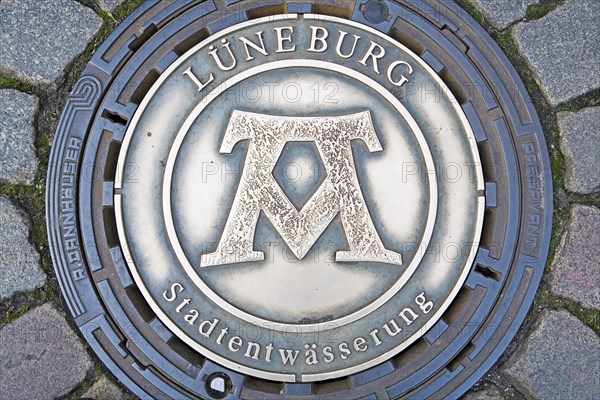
[46,1,552,399]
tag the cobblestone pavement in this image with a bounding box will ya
[0,1,598,399]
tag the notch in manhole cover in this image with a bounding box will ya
[47,1,552,398]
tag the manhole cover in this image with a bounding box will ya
[46,1,552,399]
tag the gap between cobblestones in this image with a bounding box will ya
[1,0,597,398]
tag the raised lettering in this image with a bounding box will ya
[369,329,382,346]
[216,327,228,344]
[238,31,269,60]
[353,337,368,352]
[322,346,335,363]
[201,111,402,267]
[383,319,402,336]
[208,39,237,71]
[274,27,296,53]
[399,307,419,325]
[415,292,434,313]
[279,348,300,365]
[387,60,413,87]
[305,344,319,365]
[336,30,361,58]
[199,318,219,337]
[359,41,385,74]
[338,342,351,360]
[176,298,190,312]
[229,336,243,352]
[265,343,274,362]
[184,309,199,325]
[308,26,328,52]
[245,341,261,360]
[183,66,214,91]
[163,282,183,302]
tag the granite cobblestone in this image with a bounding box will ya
[470,0,538,30]
[513,0,600,106]
[550,204,600,310]
[558,107,600,194]
[0,89,39,185]
[503,309,600,400]
[0,196,46,301]
[0,0,102,85]
[0,304,93,399]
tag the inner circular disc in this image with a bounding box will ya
[114,14,484,382]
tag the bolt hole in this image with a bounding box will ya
[363,0,390,24]
[205,372,233,399]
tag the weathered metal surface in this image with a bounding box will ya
[46,1,552,399]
